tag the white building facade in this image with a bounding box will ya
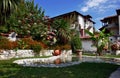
[52,11,96,52]
[100,9,120,43]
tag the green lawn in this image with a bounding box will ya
[0,58,119,78]
[83,52,120,58]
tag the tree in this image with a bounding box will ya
[85,29,111,56]
[71,33,82,53]
[0,0,21,25]
[7,0,47,40]
[51,19,71,45]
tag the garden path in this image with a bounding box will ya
[109,67,120,78]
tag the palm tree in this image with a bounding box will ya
[52,19,71,45]
[85,29,111,56]
[0,0,21,25]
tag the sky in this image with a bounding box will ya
[34,0,120,30]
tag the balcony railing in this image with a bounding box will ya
[104,23,118,29]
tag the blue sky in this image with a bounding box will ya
[34,0,120,30]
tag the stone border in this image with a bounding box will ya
[13,55,81,67]
[13,56,120,68]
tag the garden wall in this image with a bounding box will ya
[0,50,72,60]
[0,50,34,59]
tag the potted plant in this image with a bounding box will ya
[71,34,82,55]
[31,44,42,56]
[111,41,120,55]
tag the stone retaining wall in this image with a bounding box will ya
[0,50,72,60]
[0,50,34,59]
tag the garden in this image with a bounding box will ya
[0,0,120,78]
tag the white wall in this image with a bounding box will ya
[85,20,94,35]
[77,15,95,52]
[109,36,116,43]
[78,15,84,29]
[82,40,97,52]
[78,15,94,36]
[89,22,94,33]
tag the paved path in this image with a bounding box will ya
[109,67,120,78]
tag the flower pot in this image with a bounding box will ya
[52,49,61,56]
[76,49,82,55]
[76,49,82,59]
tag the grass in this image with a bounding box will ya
[0,58,119,78]
[83,52,120,58]
[103,54,120,58]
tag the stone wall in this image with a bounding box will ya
[0,50,34,59]
[0,50,72,60]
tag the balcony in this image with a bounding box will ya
[106,23,118,29]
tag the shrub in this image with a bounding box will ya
[0,37,46,50]
[0,37,18,50]
[60,44,71,50]
[39,41,48,49]
[111,43,119,51]
[0,26,8,33]
[54,45,61,50]
[17,38,47,49]
[31,44,42,56]
[17,39,28,49]
[71,35,82,50]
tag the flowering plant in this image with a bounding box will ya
[111,41,120,50]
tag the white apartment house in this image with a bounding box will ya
[100,9,120,43]
[51,11,96,51]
